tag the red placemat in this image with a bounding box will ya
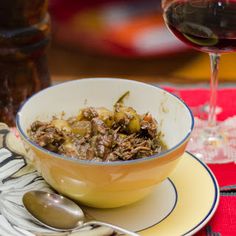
[165,86,236,121]
[164,86,236,236]
[196,195,236,236]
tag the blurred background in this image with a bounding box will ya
[48,0,236,84]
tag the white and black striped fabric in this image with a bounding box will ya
[0,123,116,236]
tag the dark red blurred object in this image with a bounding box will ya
[0,0,51,126]
[49,0,187,57]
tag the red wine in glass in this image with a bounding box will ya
[162,0,235,163]
[163,0,236,53]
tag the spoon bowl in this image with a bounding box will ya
[23,190,139,236]
[23,191,84,230]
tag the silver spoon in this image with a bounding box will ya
[23,191,140,236]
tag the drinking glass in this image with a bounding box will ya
[162,0,236,163]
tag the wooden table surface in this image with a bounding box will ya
[48,43,236,85]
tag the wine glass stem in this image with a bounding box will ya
[208,53,220,127]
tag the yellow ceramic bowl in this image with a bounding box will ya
[16,78,194,208]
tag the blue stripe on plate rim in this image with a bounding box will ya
[183,151,220,236]
[139,178,178,232]
[134,151,219,235]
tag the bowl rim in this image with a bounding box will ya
[16,77,194,166]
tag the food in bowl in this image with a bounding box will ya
[16,78,194,208]
[28,95,167,162]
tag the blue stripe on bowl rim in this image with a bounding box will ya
[16,78,195,166]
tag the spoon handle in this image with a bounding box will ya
[81,220,140,236]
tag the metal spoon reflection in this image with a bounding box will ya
[23,191,140,236]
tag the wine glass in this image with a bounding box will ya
[162,0,236,163]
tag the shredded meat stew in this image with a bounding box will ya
[28,103,167,162]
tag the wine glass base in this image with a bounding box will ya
[187,117,236,164]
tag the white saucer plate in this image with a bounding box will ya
[0,125,219,236]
